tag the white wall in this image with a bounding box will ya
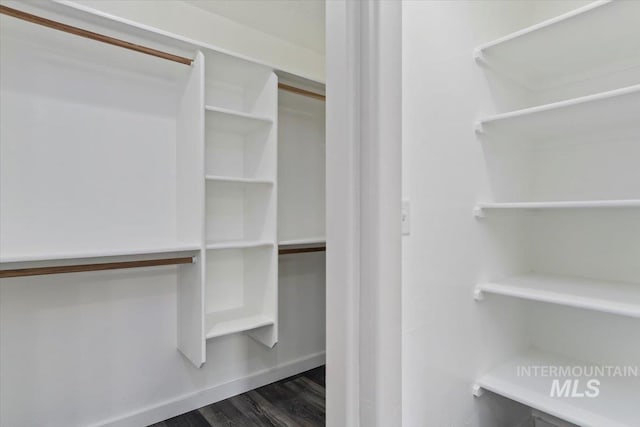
[0,254,325,426]
[529,0,593,23]
[183,0,325,55]
[401,2,535,426]
[278,91,326,242]
[60,0,325,82]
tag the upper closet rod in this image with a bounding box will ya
[0,5,193,65]
[0,256,195,279]
[278,83,326,101]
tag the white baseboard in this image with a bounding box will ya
[92,352,326,427]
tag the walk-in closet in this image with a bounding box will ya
[0,1,325,426]
[2,1,639,427]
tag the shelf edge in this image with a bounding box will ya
[476,281,640,318]
[205,240,275,250]
[204,105,273,123]
[204,175,274,185]
[205,316,274,339]
[476,199,640,211]
[475,1,611,53]
[478,84,640,126]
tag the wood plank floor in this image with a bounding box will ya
[150,366,325,427]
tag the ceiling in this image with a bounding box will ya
[184,0,325,54]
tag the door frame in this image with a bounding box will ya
[326,1,403,425]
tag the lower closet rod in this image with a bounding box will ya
[0,5,193,65]
[279,247,326,255]
[0,257,195,279]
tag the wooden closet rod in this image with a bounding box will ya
[0,257,195,278]
[279,246,326,255]
[278,83,326,101]
[0,5,193,65]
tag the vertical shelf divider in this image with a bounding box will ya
[176,51,206,368]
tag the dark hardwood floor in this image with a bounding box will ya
[150,366,325,427]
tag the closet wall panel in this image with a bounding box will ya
[0,13,192,259]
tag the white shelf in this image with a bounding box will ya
[0,244,202,264]
[205,309,274,340]
[476,199,640,214]
[278,237,326,247]
[205,240,274,250]
[476,85,640,140]
[205,105,273,133]
[474,1,640,88]
[205,175,274,185]
[476,350,640,427]
[476,273,640,318]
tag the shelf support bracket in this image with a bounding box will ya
[472,384,485,398]
[472,48,486,65]
[472,206,485,219]
[473,287,484,301]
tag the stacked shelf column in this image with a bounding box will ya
[202,53,278,348]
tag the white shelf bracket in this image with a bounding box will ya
[191,256,197,264]
[472,384,485,398]
[473,206,485,219]
[473,48,486,65]
[473,287,484,301]
[474,121,485,135]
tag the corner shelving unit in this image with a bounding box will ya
[473,1,640,424]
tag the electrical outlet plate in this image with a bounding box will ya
[402,200,410,235]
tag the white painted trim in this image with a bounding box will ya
[358,2,403,426]
[326,1,362,425]
[326,1,402,426]
[91,352,326,427]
